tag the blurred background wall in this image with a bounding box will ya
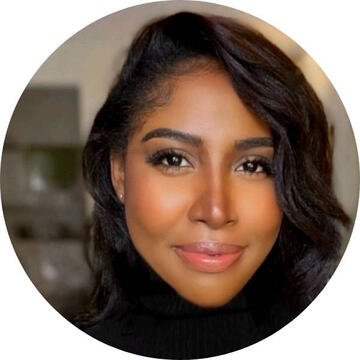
[1,1,358,321]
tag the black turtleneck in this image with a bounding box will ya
[85,286,261,359]
[84,270,298,357]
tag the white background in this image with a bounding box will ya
[0,1,359,359]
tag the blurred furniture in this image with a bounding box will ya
[1,86,91,320]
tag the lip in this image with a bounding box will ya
[173,242,244,273]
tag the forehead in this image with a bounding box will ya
[133,70,271,144]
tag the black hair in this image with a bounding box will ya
[78,12,350,328]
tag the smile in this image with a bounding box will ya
[173,242,244,273]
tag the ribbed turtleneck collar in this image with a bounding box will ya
[135,281,248,318]
[115,273,257,359]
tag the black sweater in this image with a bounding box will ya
[84,277,296,359]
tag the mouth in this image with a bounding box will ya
[172,242,244,273]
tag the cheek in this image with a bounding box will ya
[237,180,283,240]
[124,165,188,241]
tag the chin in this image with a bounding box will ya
[179,289,239,308]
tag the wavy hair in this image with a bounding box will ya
[77,12,349,328]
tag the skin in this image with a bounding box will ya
[110,70,283,308]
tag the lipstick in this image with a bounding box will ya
[173,242,243,273]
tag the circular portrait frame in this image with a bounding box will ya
[0,1,359,359]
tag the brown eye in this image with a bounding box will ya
[163,154,187,167]
[240,160,263,173]
[235,156,273,176]
[146,149,193,171]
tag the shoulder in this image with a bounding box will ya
[83,318,117,341]
[82,313,133,349]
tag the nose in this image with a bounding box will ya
[188,172,238,230]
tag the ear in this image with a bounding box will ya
[110,150,125,202]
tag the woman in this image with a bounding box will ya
[78,12,349,359]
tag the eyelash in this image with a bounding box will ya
[145,148,274,176]
[146,149,192,173]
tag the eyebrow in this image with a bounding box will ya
[141,127,273,150]
[234,137,273,150]
[141,128,203,147]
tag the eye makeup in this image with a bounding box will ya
[145,148,194,173]
[145,147,274,177]
[234,155,274,176]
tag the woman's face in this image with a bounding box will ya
[111,70,283,307]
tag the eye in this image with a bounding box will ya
[235,156,273,176]
[146,148,193,172]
